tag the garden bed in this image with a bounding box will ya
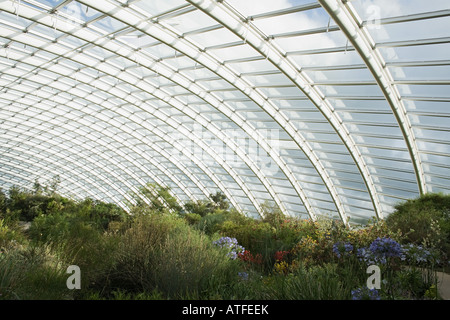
[1,185,449,300]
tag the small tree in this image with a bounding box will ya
[209,191,230,211]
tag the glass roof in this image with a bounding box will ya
[1,0,449,224]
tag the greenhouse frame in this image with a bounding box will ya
[1,0,449,225]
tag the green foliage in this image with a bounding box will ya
[261,201,285,227]
[74,198,128,231]
[0,245,71,300]
[130,183,182,215]
[385,193,450,257]
[194,212,227,235]
[93,214,241,299]
[209,191,230,211]
[0,219,26,250]
[0,189,6,216]
[183,199,212,217]
[183,212,202,225]
[183,191,230,217]
[0,179,447,300]
[6,188,68,222]
[261,263,349,300]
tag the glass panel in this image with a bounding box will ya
[91,16,127,33]
[164,9,218,34]
[132,0,187,17]
[379,43,450,63]
[397,85,450,98]
[189,27,241,48]
[353,0,450,20]
[276,31,349,52]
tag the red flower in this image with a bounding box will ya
[238,250,263,265]
[274,250,290,262]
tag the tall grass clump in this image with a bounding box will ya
[93,213,241,299]
[0,245,71,300]
[260,263,349,300]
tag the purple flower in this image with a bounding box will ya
[213,236,245,260]
[402,244,440,265]
[333,241,354,259]
[238,272,249,281]
[351,287,381,300]
[358,237,404,265]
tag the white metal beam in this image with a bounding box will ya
[188,0,383,222]
[0,2,276,217]
[318,0,427,197]
[0,0,317,218]
[77,0,342,222]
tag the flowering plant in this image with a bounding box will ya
[213,236,245,260]
[357,237,404,265]
[402,243,440,266]
[274,250,290,262]
[332,241,353,259]
[238,271,249,281]
[273,260,290,275]
[238,250,263,265]
[351,286,381,300]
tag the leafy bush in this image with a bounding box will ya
[385,193,450,259]
[28,210,120,290]
[7,191,69,222]
[194,212,227,235]
[0,245,71,300]
[74,198,127,231]
[261,263,349,300]
[0,219,26,250]
[183,212,201,225]
[93,214,241,299]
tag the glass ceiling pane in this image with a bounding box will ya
[132,0,187,17]
[352,0,450,20]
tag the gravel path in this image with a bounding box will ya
[437,271,450,300]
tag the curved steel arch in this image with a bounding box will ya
[1,97,188,209]
[1,0,444,224]
[75,0,347,222]
[0,67,222,212]
[318,0,426,201]
[186,0,387,221]
[1,0,341,221]
[66,0,316,218]
[1,61,259,217]
[1,131,129,208]
[0,75,198,210]
[0,0,313,218]
[0,150,105,203]
[0,11,259,216]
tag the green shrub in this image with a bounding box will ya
[183,212,202,225]
[28,212,70,245]
[194,213,227,235]
[6,187,73,222]
[129,183,182,214]
[261,201,285,228]
[261,263,348,300]
[74,198,127,231]
[0,245,71,300]
[28,210,120,290]
[0,219,26,250]
[385,193,450,258]
[94,213,241,299]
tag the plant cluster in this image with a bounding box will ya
[0,181,449,300]
[213,236,245,260]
